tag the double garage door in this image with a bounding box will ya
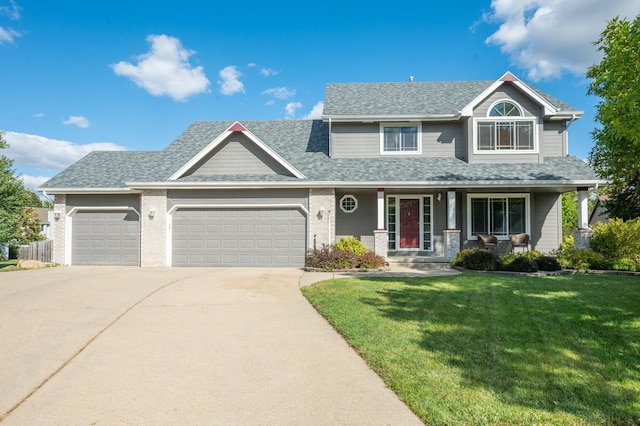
[72,210,140,266]
[172,207,306,267]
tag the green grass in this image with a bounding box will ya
[302,273,640,425]
[0,259,18,270]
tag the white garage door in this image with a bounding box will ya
[172,208,306,267]
[72,210,140,265]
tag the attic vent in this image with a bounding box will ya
[409,76,414,82]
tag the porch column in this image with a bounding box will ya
[374,188,388,259]
[447,189,457,229]
[445,189,461,259]
[577,187,590,229]
[377,188,385,230]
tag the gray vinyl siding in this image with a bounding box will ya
[167,189,308,210]
[542,121,566,157]
[423,123,461,157]
[67,194,141,211]
[331,123,379,158]
[184,133,293,177]
[335,190,377,249]
[532,192,562,253]
[331,122,463,159]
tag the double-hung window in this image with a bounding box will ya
[475,101,535,152]
[468,194,529,238]
[380,123,421,154]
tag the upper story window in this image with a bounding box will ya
[380,123,422,155]
[475,101,536,153]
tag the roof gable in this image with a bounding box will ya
[460,71,561,117]
[169,121,306,180]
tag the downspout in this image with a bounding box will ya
[565,113,578,156]
[328,117,333,158]
[42,190,54,204]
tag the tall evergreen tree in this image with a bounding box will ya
[0,132,33,244]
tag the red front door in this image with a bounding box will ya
[399,199,420,249]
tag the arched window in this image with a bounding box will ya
[476,100,535,152]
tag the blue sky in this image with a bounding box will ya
[1,0,638,190]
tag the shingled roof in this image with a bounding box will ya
[323,79,580,117]
[40,119,601,190]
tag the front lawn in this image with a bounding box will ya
[302,273,640,425]
[0,259,18,270]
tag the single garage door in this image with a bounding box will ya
[72,210,140,265]
[172,208,306,267]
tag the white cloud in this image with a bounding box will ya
[218,65,245,95]
[260,67,278,77]
[247,62,257,68]
[111,34,210,101]
[63,115,90,128]
[0,0,21,44]
[20,175,50,191]
[3,131,127,172]
[483,0,639,80]
[0,0,21,20]
[0,26,20,43]
[261,87,295,100]
[303,101,324,119]
[285,102,302,119]
[33,112,44,118]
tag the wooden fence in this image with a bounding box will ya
[18,240,53,263]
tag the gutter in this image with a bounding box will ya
[322,113,460,123]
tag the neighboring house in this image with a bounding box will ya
[39,72,604,267]
[34,208,54,240]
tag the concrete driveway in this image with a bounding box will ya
[0,266,422,425]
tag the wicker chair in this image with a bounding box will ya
[476,233,498,252]
[509,233,530,253]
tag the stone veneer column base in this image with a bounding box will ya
[573,229,594,250]
[443,229,461,260]
[373,230,388,260]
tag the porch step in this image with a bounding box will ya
[386,256,452,269]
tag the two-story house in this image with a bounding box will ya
[40,72,603,267]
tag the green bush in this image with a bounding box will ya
[451,248,477,267]
[589,218,640,271]
[463,249,497,271]
[335,236,369,257]
[507,256,538,272]
[535,255,562,271]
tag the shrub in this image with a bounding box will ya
[451,248,477,267]
[357,251,386,269]
[589,218,640,271]
[506,256,538,273]
[335,236,369,257]
[535,255,562,271]
[305,245,383,270]
[462,249,498,271]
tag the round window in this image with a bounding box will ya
[340,195,358,213]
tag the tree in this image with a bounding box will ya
[14,208,45,245]
[562,192,578,237]
[0,132,33,244]
[587,14,640,220]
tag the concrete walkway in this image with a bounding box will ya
[0,266,423,425]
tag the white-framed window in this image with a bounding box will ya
[467,193,530,239]
[380,123,422,155]
[474,100,536,153]
[339,195,358,213]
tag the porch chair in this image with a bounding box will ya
[476,233,498,252]
[509,233,530,253]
